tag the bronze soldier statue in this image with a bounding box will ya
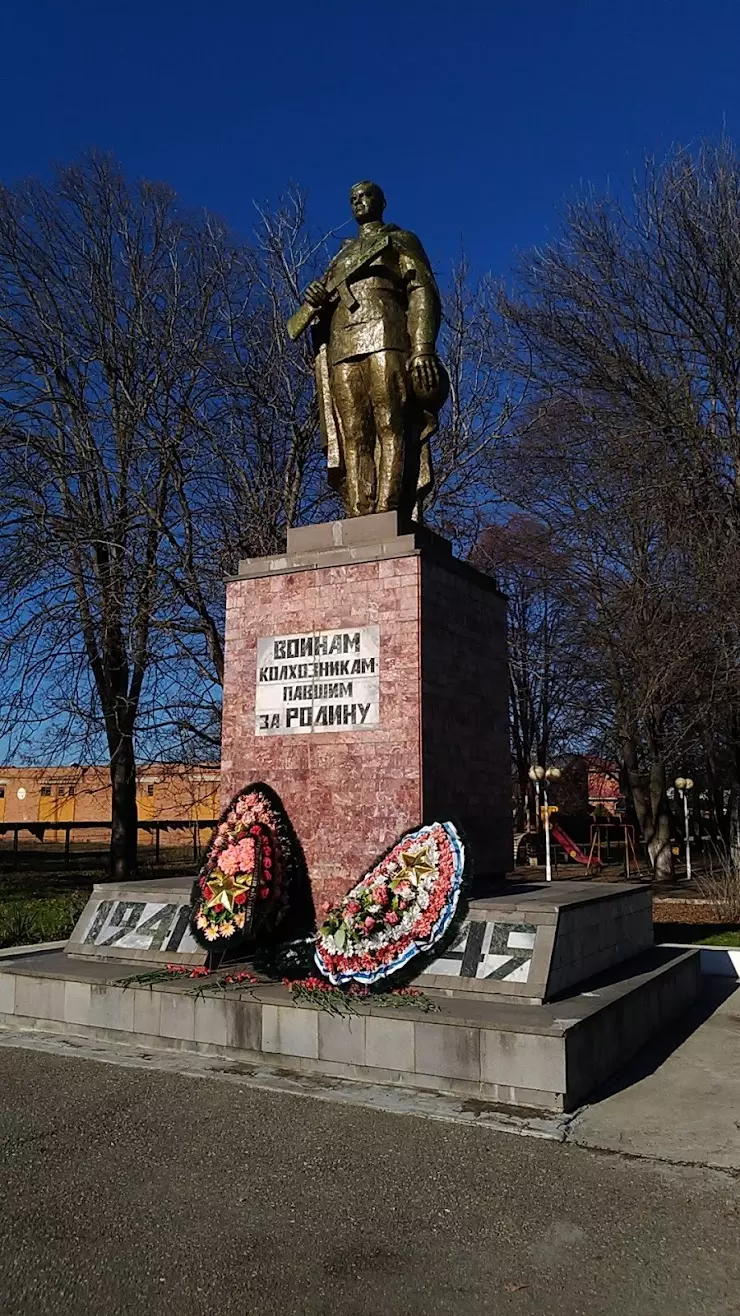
[287,181,448,521]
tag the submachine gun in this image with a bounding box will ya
[286,232,391,342]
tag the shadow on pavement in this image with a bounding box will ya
[585,976,740,1107]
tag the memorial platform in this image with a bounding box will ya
[0,941,698,1112]
[0,876,701,1112]
[0,498,703,1114]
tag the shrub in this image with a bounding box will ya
[695,845,740,926]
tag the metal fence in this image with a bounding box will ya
[0,819,218,869]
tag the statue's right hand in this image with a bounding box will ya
[304,281,329,309]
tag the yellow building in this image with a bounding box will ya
[0,763,221,842]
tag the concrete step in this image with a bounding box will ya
[0,944,699,1112]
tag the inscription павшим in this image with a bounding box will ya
[255,625,380,736]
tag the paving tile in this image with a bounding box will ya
[0,971,15,1016]
[414,1020,481,1081]
[262,1004,319,1059]
[481,1028,566,1093]
[64,980,92,1026]
[15,975,65,1023]
[224,998,262,1052]
[87,983,135,1032]
[318,1012,366,1065]
[193,996,228,1047]
[132,988,162,1038]
[158,991,195,1041]
[365,1016,415,1072]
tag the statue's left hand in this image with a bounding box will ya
[409,352,441,400]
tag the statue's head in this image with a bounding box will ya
[350,180,386,224]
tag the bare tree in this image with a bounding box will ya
[474,514,593,829]
[425,259,529,549]
[0,160,332,878]
[498,143,740,875]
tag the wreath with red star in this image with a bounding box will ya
[189,782,303,953]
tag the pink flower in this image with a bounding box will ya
[321,901,334,914]
[363,916,376,931]
[373,887,389,908]
[385,910,400,926]
[219,837,256,876]
[345,900,361,916]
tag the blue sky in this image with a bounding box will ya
[1,0,738,280]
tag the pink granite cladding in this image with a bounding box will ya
[221,556,424,908]
[420,558,512,878]
[221,546,512,914]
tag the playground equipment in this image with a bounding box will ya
[549,821,643,878]
[551,822,594,868]
[587,822,642,879]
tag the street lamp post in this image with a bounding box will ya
[528,764,562,883]
[674,777,694,883]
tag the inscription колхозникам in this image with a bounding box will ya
[255,625,380,736]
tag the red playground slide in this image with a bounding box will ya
[551,823,594,867]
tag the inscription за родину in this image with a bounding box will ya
[255,625,379,736]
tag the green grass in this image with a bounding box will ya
[0,843,201,949]
[697,929,740,947]
[655,922,740,947]
[0,891,89,948]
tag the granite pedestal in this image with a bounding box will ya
[0,940,699,1112]
[418,882,653,1003]
[221,513,511,909]
[0,879,702,1111]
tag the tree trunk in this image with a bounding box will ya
[704,747,728,843]
[729,708,740,866]
[109,737,138,881]
[645,807,674,882]
[513,760,534,832]
[622,734,674,883]
[728,784,740,868]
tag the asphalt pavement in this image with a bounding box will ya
[1,1044,739,1316]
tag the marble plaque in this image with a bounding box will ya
[76,898,199,956]
[255,625,380,736]
[424,920,537,983]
